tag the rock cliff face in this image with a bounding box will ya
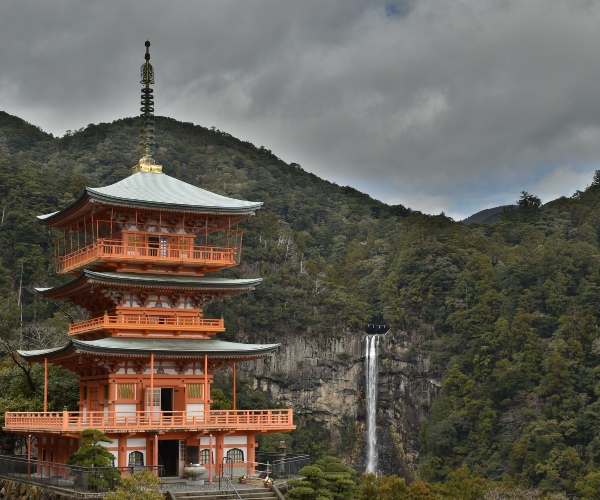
[239,330,441,476]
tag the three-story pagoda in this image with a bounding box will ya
[3,41,294,478]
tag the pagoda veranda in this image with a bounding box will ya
[2,41,295,479]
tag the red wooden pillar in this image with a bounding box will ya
[44,358,48,412]
[208,434,213,483]
[247,434,256,475]
[27,435,32,480]
[204,355,208,410]
[153,434,159,476]
[232,362,237,411]
[118,436,127,469]
[215,434,224,478]
[150,354,155,411]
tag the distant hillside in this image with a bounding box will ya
[0,111,53,156]
[462,205,515,224]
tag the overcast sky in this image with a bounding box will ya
[2,0,600,219]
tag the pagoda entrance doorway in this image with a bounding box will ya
[160,388,173,414]
[146,388,174,416]
[158,439,179,477]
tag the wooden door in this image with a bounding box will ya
[89,387,99,411]
[146,388,161,421]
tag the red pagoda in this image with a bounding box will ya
[3,41,294,478]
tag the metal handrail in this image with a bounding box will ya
[220,474,243,499]
[0,455,163,493]
[255,453,310,480]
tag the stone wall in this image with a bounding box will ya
[0,478,87,500]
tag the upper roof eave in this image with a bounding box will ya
[37,171,263,226]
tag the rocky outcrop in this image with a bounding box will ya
[239,330,441,477]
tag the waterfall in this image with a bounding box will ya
[365,334,379,473]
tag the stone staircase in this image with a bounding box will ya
[169,487,280,500]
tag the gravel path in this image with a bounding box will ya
[161,479,268,492]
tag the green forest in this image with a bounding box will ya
[0,110,600,497]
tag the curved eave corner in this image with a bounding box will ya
[17,342,73,360]
[36,211,59,221]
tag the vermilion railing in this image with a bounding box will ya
[4,409,295,433]
[58,239,239,274]
[68,315,225,336]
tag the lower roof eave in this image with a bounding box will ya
[17,338,280,362]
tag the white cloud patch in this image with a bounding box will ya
[533,165,597,204]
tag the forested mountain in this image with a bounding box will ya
[1,110,600,496]
[462,205,514,224]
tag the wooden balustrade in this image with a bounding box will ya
[58,239,239,274]
[4,409,294,433]
[68,315,225,336]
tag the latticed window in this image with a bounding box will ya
[119,384,134,399]
[128,235,141,247]
[129,451,144,466]
[226,448,244,463]
[200,448,211,464]
[188,384,203,399]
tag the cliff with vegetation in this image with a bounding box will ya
[0,111,599,496]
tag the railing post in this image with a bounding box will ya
[27,434,32,480]
[62,407,69,430]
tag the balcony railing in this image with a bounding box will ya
[4,409,295,434]
[69,315,225,336]
[58,239,239,274]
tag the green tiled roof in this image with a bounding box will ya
[85,270,262,288]
[18,338,279,360]
[36,270,262,296]
[39,171,262,220]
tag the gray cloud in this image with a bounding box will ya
[1,0,599,218]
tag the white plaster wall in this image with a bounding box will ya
[127,438,146,448]
[224,436,247,445]
[115,403,136,416]
[187,403,204,418]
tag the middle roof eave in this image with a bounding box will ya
[36,270,262,299]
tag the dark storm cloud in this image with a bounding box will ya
[1,0,600,218]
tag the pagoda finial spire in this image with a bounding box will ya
[133,40,162,174]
